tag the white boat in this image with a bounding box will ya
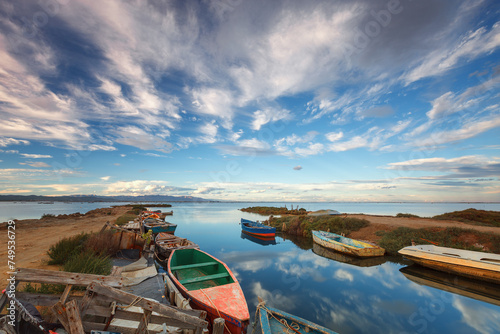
[312,230,385,257]
[398,245,500,284]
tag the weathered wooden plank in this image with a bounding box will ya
[14,268,123,287]
[135,309,152,334]
[51,301,70,333]
[87,282,207,329]
[60,284,73,304]
[66,299,85,334]
[164,274,192,311]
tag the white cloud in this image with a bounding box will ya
[403,23,500,85]
[104,180,180,195]
[113,126,173,153]
[18,161,50,168]
[334,269,354,282]
[198,121,219,144]
[295,143,324,157]
[251,107,291,131]
[100,176,111,181]
[20,154,52,159]
[0,138,30,147]
[325,132,344,142]
[293,165,302,171]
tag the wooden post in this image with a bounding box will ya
[66,299,85,334]
[213,318,225,334]
[60,284,73,304]
[135,309,152,334]
[52,301,70,333]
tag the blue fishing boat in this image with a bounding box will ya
[257,300,338,334]
[142,217,177,234]
[241,218,276,237]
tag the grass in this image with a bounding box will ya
[84,230,120,257]
[267,215,370,238]
[63,249,112,275]
[240,206,307,216]
[433,208,500,227]
[47,233,89,265]
[23,282,65,295]
[377,226,500,255]
[116,213,138,225]
[41,213,55,219]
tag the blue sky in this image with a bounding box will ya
[0,0,499,202]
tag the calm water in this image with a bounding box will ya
[2,201,500,333]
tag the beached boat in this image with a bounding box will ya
[256,300,338,334]
[155,232,199,258]
[312,230,385,257]
[241,218,276,237]
[142,217,177,234]
[167,248,249,334]
[312,243,387,267]
[398,244,500,284]
[241,231,277,246]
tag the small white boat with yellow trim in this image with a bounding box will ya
[312,230,385,257]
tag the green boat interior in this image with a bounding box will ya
[170,249,234,291]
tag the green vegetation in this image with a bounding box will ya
[47,233,89,265]
[377,227,500,255]
[84,230,120,257]
[41,213,55,219]
[63,249,112,275]
[433,208,500,227]
[267,215,370,238]
[116,213,138,225]
[23,282,65,295]
[125,205,148,215]
[396,213,420,218]
[240,206,307,216]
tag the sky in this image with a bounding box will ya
[0,0,499,202]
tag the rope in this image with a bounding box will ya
[420,238,439,245]
[256,303,303,334]
[200,289,233,334]
[120,296,144,309]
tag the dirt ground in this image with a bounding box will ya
[0,205,131,283]
[1,206,499,284]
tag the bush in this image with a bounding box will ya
[268,215,369,237]
[23,282,65,295]
[41,213,55,219]
[396,213,420,218]
[433,209,500,227]
[116,213,137,226]
[84,230,120,257]
[47,233,89,265]
[63,250,112,275]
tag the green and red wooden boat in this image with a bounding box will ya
[241,218,276,238]
[167,248,249,334]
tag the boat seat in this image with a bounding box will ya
[170,261,219,271]
[179,272,230,285]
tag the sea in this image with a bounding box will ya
[2,201,500,333]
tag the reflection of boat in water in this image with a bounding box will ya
[241,231,277,246]
[398,245,500,284]
[400,265,500,307]
[313,243,387,267]
[312,230,385,257]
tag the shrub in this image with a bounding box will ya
[116,213,137,226]
[84,230,120,257]
[23,282,65,295]
[433,209,500,227]
[268,215,369,237]
[396,213,420,218]
[47,233,89,265]
[41,213,55,219]
[63,250,112,275]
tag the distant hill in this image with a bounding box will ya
[0,194,211,202]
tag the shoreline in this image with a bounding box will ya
[1,205,499,283]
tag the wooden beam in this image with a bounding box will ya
[135,309,152,334]
[59,284,73,304]
[51,301,70,333]
[14,268,123,288]
[87,282,207,329]
[65,299,85,334]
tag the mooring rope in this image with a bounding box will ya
[255,303,302,334]
[200,288,233,334]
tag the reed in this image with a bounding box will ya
[268,215,369,237]
[47,233,89,265]
[63,249,112,275]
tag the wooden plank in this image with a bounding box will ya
[170,262,218,271]
[51,301,70,333]
[164,275,192,310]
[66,299,85,334]
[14,268,123,287]
[59,284,73,304]
[87,282,207,329]
[179,272,229,285]
[135,309,152,334]
[100,222,109,233]
[79,290,94,317]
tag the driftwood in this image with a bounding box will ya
[13,267,124,288]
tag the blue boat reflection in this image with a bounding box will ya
[241,231,277,246]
